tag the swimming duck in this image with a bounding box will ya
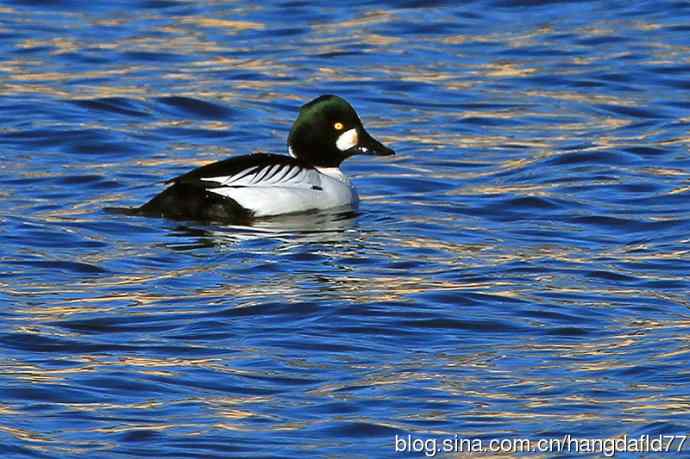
[113,95,394,222]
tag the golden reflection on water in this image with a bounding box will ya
[478,62,539,79]
[179,17,265,31]
[0,425,53,443]
[0,404,18,415]
[2,5,690,456]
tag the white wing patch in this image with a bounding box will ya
[201,163,320,189]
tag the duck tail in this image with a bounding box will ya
[103,206,145,216]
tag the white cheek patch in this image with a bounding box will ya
[336,128,358,152]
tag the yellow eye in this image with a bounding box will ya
[334,122,344,130]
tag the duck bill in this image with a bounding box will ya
[347,130,395,157]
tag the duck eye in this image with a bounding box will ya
[333,122,344,130]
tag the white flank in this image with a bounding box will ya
[336,128,358,152]
[209,166,358,217]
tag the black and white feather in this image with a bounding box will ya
[193,159,320,191]
[164,153,355,217]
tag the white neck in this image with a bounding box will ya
[316,166,350,184]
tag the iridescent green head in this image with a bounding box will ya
[288,95,394,168]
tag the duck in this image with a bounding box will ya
[110,95,394,223]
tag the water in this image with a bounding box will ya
[1,1,690,458]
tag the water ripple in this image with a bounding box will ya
[1,0,690,458]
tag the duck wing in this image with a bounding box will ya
[168,153,318,189]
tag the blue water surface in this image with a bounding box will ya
[1,1,690,458]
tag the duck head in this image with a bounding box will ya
[288,95,395,168]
